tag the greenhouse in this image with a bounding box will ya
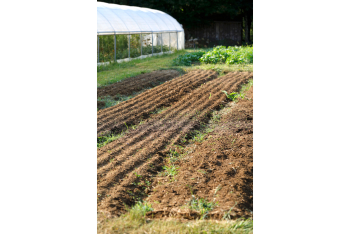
[97,2,185,64]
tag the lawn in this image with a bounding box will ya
[97,49,253,87]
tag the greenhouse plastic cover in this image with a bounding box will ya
[97,2,184,35]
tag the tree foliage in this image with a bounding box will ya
[98,0,252,29]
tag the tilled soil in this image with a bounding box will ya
[97,70,218,137]
[97,71,253,218]
[146,87,253,220]
[97,70,180,98]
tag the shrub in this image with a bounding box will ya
[172,51,206,66]
[199,45,253,64]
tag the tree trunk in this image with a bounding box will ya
[244,12,251,44]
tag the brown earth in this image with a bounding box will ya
[97,71,253,219]
[146,87,253,220]
[97,70,218,137]
[97,70,180,98]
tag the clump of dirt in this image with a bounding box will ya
[97,71,253,218]
[97,101,105,109]
[145,87,253,220]
[98,70,180,98]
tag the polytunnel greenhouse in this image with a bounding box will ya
[97,2,185,64]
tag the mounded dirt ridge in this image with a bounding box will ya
[146,87,253,220]
[97,69,180,98]
[97,70,218,137]
[97,71,253,219]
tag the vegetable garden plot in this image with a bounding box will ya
[97,71,253,218]
[97,70,180,98]
[97,70,218,138]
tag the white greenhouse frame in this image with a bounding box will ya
[97,2,185,65]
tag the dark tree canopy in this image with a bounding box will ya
[98,0,252,29]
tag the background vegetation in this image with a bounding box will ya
[97,0,253,44]
[98,34,171,63]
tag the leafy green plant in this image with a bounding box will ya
[199,45,253,64]
[222,90,243,101]
[188,195,218,219]
[126,201,153,220]
[162,164,179,177]
[172,51,206,66]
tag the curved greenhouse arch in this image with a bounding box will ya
[97,2,185,64]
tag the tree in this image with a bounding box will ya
[98,0,253,42]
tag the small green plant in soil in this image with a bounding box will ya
[188,195,218,219]
[221,90,243,101]
[97,132,125,148]
[162,164,179,177]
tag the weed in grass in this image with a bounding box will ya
[187,195,218,219]
[98,211,253,233]
[125,201,153,221]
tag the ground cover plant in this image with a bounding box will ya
[200,46,253,64]
[171,51,206,66]
[97,50,186,87]
[97,48,252,88]
[98,210,253,234]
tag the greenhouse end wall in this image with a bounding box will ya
[97,31,185,64]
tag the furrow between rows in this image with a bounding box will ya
[97,70,217,136]
[97,72,253,214]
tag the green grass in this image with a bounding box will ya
[97,50,187,87]
[97,48,253,88]
[98,197,251,233]
[98,210,253,234]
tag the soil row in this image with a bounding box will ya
[146,87,253,220]
[97,70,217,137]
[97,71,253,216]
[97,70,180,98]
